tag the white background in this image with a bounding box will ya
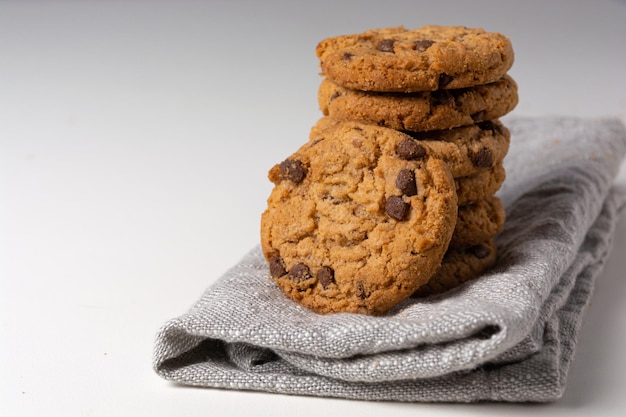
[1,0,626,416]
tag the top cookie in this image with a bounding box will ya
[316,25,514,92]
[260,122,458,315]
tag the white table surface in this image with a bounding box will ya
[2,1,626,416]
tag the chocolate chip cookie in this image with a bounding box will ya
[451,196,505,247]
[455,162,505,205]
[316,25,514,92]
[310,117,510,178]
[412,239,497,297]
[318,75,518,132]
[261,122,458,315]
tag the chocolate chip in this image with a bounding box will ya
[385,196,410,221]
[478,120,504,136]
[470,147,494,168]
[415,39,435,52]
[317,266,335,289]
[438,73,454,89]
[329,91,341,102]
[356,281,369,300]
[396,139,426,160]
[396,169,417,196]
[470,110,486,121]
[431,90,454,107]
[342,52,354,60]
[269,256,287,278]
[288,263,312,282]
[469,244,491,259]
[279,158,306,183]
[377,39,395,52]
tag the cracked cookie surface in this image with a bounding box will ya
[316,25,514,92]
[261,121,458,315]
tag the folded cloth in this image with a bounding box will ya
[153,116,626,402]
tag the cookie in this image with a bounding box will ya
[412,239,497,297]
[404,121,510,178]
[451,196,505,247]
[260,122,458,315]
[455,162,505,205]
[316,25,514,92]
[318,75,518,132]
[310,117,510,178]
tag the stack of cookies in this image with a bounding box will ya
[261,25,517,315]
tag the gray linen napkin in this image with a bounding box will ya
[153,116,626,402]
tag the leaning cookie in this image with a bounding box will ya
[412,239,497,297]
[451,196,505,248]
[318,75,518,132]
[316,25,514,92]
[261,122,458,315]
[310,117,510,178]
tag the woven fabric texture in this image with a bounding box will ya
[153,116,626,402]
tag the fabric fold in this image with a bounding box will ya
[153,116,626,402]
